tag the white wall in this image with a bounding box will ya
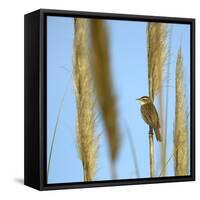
[0,0,198,199]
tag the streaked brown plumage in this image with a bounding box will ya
[137,96,162,142]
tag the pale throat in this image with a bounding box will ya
[139,101,146,105]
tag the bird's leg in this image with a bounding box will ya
[149,126,153,136]
[147,127,153,135]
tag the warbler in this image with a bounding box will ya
[136,96,162,142]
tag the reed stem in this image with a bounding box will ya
[149,127,154,177]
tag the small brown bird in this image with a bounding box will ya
[137,96,162,142]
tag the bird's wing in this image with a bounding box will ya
[141,103,160,128]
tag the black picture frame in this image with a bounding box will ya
[24,9,195,191]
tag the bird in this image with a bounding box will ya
[136,96,162,142]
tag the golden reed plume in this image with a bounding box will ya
[147,22,167,177]
[174,47,188,176]
[73,18,98,181]
[147,22,167,101]
[90,19,120,176]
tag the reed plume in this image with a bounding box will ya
[147,22,167,177]
[90,19,120,177]
[174,47,188,176]
[147,23,167,101]
[73,18,98,181]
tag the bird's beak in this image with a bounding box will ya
[136,98,140,101]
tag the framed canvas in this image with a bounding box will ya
[24,9,195,190]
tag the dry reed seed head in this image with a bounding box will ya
[90,19,120,162]
[174,47,188,176]
[73,18,98,181]
[147,23,167,101]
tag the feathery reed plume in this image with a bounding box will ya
[174,47,188,176]
[90,19,120,177]
[147,22,167,177]
[147,23,167,101]
[73,18,98,181]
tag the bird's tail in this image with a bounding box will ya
[154,128,162,142]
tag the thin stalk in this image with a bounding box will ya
[161,25,172,176]
[159,92,164,176]
[47,77,70,180]
[124,120,140,177]
[149,127,154,177]
[159,140,185,176]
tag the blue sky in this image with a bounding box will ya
[47,16,190,184]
